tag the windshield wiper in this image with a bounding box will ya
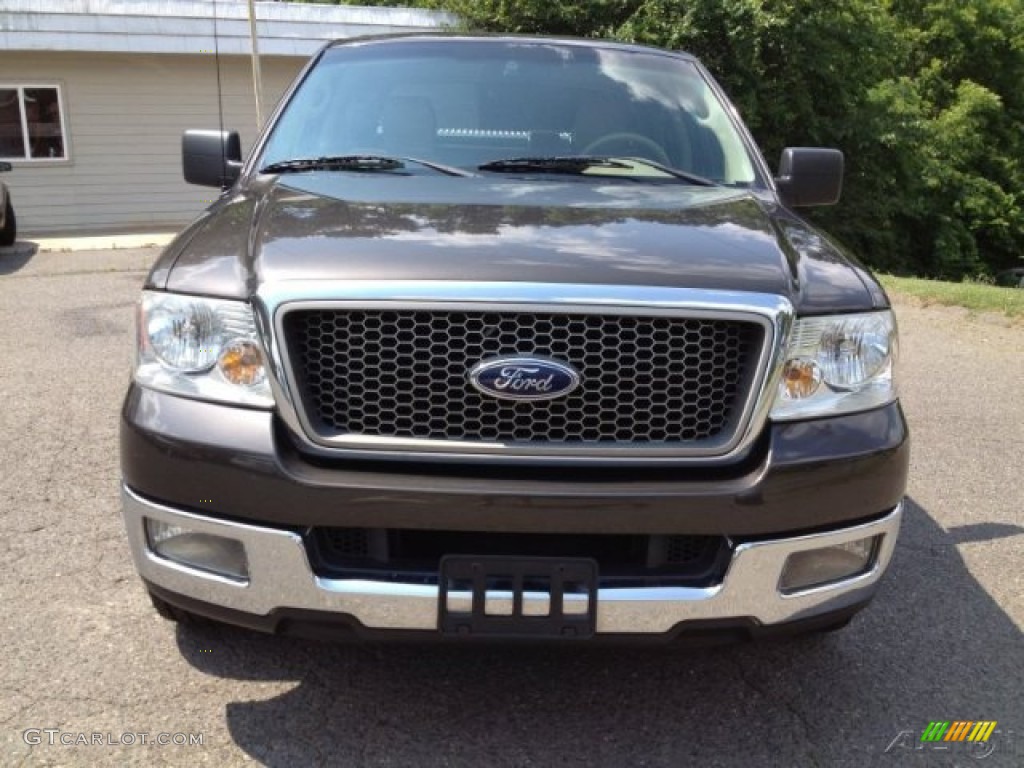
[261,155,404,174]
[260,155,471,177]
[478,156,630,173]
[477,156,717,186]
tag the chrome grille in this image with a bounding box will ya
[281,309,765,448]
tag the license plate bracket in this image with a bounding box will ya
[439,556,598,639]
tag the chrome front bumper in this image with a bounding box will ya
[122,484,902,634]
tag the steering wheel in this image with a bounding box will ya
[582,133,671,166]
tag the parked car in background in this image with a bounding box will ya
[0,162,15,246]
[120,35,908,643]
[996,267,1024,288]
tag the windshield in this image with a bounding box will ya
[259,39,761,185]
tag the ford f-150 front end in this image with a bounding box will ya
[120,35,908,642]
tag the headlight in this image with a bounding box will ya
[135,291,273,407]
[770,310,897,420]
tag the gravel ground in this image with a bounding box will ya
[1,244,1021,767]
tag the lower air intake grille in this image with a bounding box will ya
[308,528,729,587]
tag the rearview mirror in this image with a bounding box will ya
[775,148,844,207]
[182,130,243,189]
[0,162,11,173]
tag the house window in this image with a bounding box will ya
[0,86,68,161]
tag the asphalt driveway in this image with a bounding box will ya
[1,245,1021,767]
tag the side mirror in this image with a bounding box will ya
[182,130,243,189]
[0,162,11,173]
[775,148,844,207]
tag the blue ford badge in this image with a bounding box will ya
[469,356,581,401]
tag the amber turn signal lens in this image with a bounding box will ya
[217,341,265,387]
[781,358,821,400]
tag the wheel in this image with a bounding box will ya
[811,616,853,634]
[0,200,15,247]
[582,132,672,166]
[148,590,203,625]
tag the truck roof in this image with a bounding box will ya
[323,32,699,64]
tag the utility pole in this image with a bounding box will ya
[247,0,264,130]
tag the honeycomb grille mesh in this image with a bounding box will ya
[666,534,714,564]
[282,309,763,446]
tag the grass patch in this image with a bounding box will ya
[878,275,1024,319]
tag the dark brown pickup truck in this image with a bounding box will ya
[120,35,908,642]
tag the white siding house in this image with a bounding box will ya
[0,0,449,234]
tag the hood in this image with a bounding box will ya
[157,174,880,313]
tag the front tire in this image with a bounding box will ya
[0,200,15,246]
[811,616,854,634]
[148,590,203,625]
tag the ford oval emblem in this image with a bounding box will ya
[468,356,581,402]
